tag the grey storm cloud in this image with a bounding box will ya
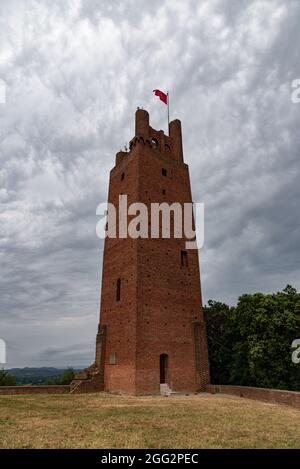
[0,0,300,367]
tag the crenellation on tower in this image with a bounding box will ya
[135,108,149,138]
[115,150,127,166]
[169,119,183,162]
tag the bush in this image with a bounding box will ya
[44,368,75,385]
[0,369,17,386]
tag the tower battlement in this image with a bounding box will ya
[115,109,183,166]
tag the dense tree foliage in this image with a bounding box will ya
[204,286,300,391]
[0,369,17,386]
[203,300,234,385]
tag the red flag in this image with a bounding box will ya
[153,89,168,105]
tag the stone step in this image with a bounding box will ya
[160,383,172,396]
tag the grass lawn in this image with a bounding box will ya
[0,393,299,449]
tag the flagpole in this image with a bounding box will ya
[167,91,170,135]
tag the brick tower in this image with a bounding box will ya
[71,109,210,395]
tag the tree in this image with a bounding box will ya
[229,285,300,390]
[0,369,17,386]
[204,300,235,385]
[59,368,75,385]
[204,286,300,391]
[44,368,75,385]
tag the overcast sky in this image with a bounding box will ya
[0,0,300,368]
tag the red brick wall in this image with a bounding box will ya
[98,109,210,395]
[207,384,300,409]
[0,385,70,395]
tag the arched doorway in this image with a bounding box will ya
[160,353,169,384]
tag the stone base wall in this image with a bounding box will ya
[0,385,70,395]
[207,384,300,409]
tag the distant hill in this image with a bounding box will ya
[6,367,82,385]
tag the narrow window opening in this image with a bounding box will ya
[160,354,169,384]
[121,172,125,181]
[162,189,166,195]
[116,278,121,302]
[162,168,167,176]
[181,250,188,267]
